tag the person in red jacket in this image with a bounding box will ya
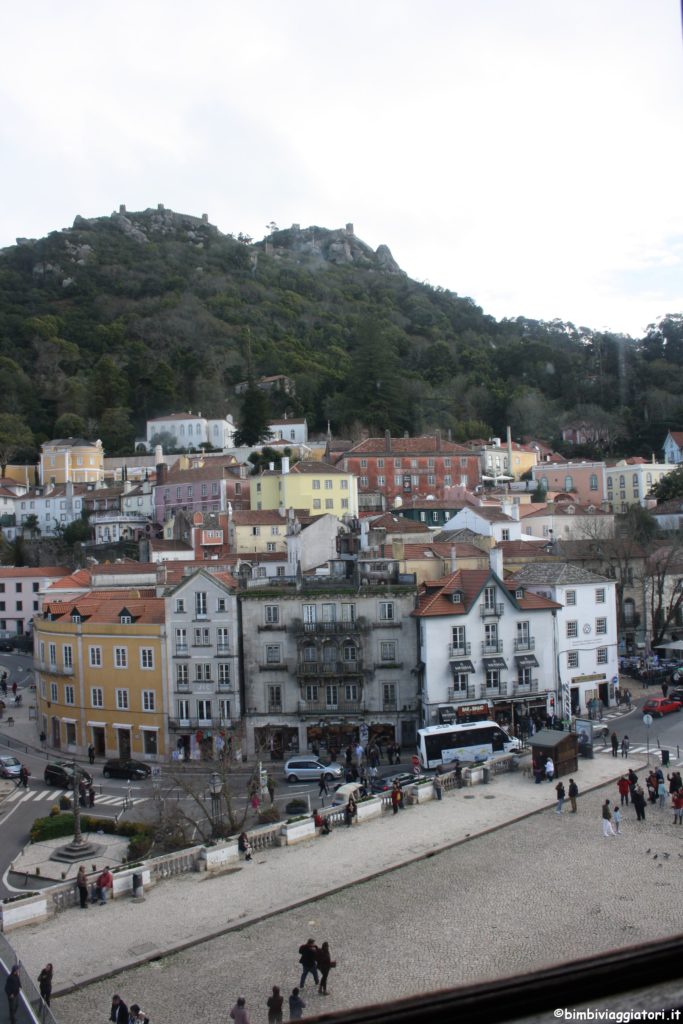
[672,790,683,825]
[617,776,630,806]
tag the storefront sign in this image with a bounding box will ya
[515,654,539,668]
[456,703,490,721]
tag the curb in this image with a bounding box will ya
[50,765,644,998]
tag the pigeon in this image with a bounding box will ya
[657,863,663,869]
[663,853,670,859]
[653,854,658,859]
[646,848,651,854]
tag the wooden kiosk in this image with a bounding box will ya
[529,730,578,778]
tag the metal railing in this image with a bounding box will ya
[480,603,504,617]
[448,642,471,657]
[481,639,503,653]
[513,637,535,652]
[297,699,365,715]
[0,933,58,1024]
[297,661,362,676]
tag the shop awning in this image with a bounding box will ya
[450,659,475,673]
[515,654,539,668]
[482,656,507,670]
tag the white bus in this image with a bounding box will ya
[417,721,520,769]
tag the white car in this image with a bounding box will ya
[0,755,21,780]
[283,758,344,783]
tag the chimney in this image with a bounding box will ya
[385,430,391,453]
[435,429,441,452]
[281,456,290,475]
[506,425,513,481]
[489,546,504,578]
[156,462,168,485]
[511,503,520,521]
[450,544,457,573]
[268,462,275,472]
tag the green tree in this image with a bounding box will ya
[90,356,129,414]
[651,465,683,503]
[234,382,272,446]
[54,413,88,438]
[0,414,34,475]
[98,407,135,455]
[22,513,41,539]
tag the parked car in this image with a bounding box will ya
[668,687,683,704]
[283,758,344,783]
[102,758,151,780]
[44,762,93,787]
[0,755,21,779]
[642,697,682,717]
[0,639,14,652]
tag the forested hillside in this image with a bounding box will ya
[0,207,682,457]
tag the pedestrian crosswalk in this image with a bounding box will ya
[595,745,681,765]
[4,788,146,807]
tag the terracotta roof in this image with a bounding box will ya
[413,569,561,618]
[666,431,683,447]
[43,438,99,448]
[368,512,433,534]
[399,499,463,510]
[497,540,549,556]
[0,566,69,578]
[236,551,288,562]
[156,559,240,586]
[162,463,231,483]
[289,461,348,475]
[90,562,157,575]
[148,539,194,551]
[652,498,683,515]
[45,592,165,624]
[389,542,485,560]
[46,570,93,589]
[344,435,474,456]
[521,503,608,519]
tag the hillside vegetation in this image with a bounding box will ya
[1,207,682,456]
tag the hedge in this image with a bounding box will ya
[30,814,153,859]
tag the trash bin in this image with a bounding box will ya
[132,872,143,898]
[661,749,670,767]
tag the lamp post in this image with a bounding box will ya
[209,772,223,838]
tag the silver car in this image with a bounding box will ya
[0,755,21,780]
[283,758,344,784]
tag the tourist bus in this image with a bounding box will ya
[416,721,520,769]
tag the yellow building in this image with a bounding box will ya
[34,591,167,761]
[252,458,358,518]
[40,437,104,486]
[228,509,308,554]
[606,459,674,512]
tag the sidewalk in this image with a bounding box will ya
[7,741,650,997]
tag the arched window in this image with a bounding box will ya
[646,473,652,486]
[539,476,548,490]
[623,598,636,625]
[564,475,574,491]
[590,474,598,491]
[632,473,638,486]
[322,644,338,664]
[619,475,625,488]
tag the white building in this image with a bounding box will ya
[512,563,619,719]
[268,417,308,445]
[146,413,237,451]
[0,566,69,636]
[9,483,86,540]
[162,568,241,761]
[414,548,560,735]
[443,503,522,544]
[519,501,614,542]
[662,430,683,465]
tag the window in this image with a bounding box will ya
[324,479,333,490]
[379,601,394,621]
[140,648,154,670]
[90,687,103,708]
[219,698,231,721]
[394,458,401,468]
[485,669,500,690]
[195,592,208,617]
[176,664,189,686]
[201,483,208,497]
[340,479,348,490]
[175,599,185,613]
[517,667,532,688]
[344,684,359,701]
[312,479,321,490]
[64,684,74,705]
[266,644,281,664]
[590,474,598,491]
[595,588,605,603]
[265,605,279,625]
[194,627,210,646]
[597,647,608,664]
[567,651,579,668]
[451,672,467,694]
[116,689,129,710]
[566,621,578,638]
[194,663,211,681]
[596,617,607,635]
[216,627,229,651]
[48,642,57,666]
[187,485,193,497]
[566,590,576,606]
[451,625,466,651]
[502,529,510,541]
[218,663,230,685]
[484,586,496,609]
[217,597,226,612]
[394,475,402,486]
[427,475,436,486]
[325,685,338,707]
[89,646,102,668]
[177,699,190,719]
[50,682,58,702]
[197,699,212,721]
[142,690,156,712]
[484,622,498,648]
[268,685,282,711]
[313,498,322,509]
[325,499,334,509]
[564,475,574,491]
[380,641,396,662]
[359,477,369,488]
[63,644,73,668]
[114,647,128,669]
[341,603,356,623]
[304,684,319,702]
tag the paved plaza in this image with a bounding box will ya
[15,769,683,1024]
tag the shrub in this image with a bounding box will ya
[285,799,308,816]
[30,813,153,862]
[257,806,281,824]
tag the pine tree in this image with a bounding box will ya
[234,381,272,446]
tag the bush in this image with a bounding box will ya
[257,806,281,824]
[30,813,153,862]
[285,799,308,816]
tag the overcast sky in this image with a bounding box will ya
[1,1,681,337]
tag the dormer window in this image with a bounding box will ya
[451,591,462,604]
[120,614,132,624]
[515,589,524,599]
[71,613,81,624]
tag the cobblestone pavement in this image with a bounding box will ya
[52,781,683,1024]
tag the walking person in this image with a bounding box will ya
[657,779,668,809]
[298,938,320,990]
[621,736,629,759]
[672,790,683,825]
[391,780,402,815]
[230,996,251,1024]
[267,985,284,1023]
[344,794,356,827]
[628,768,638,798]
[5,965,21,1024]
[602,799,616,837]
[316,940,335,995]
[544,757,554,782]
[88,743,95,765]
[76,864,89,909]
[38,964,53,1007]
[555,780,565,814]
[110,994,129,1024]
[613,804,622,834]
[288,988,306,1020]
[568,778,579,813]
[601,726,609,748]
[96,866,114,905]
[318,772,329,805]
[610,732,619,757]
[433,769,444,801]
[267,774,276,805]
[19,764,30,788]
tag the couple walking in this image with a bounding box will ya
[298,937,336,995]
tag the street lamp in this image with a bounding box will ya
[209,772,223,838]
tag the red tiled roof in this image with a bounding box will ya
[497,540,548,555]
[46,570,93,589]
[344,436,474,456]
[45,591,165,624]
[368,512,432,534]
[389,542,485,560]
[91,562,157,575]
[0,566,69,578]
[413,569,561,618]
[667,431,683,447]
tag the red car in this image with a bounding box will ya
[643,697,682,717]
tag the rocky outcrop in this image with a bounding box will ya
[264,224,404,275]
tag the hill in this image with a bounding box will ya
[1,205,682,456]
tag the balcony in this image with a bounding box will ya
[448,642,471,657]
[168,717,230,731]
[216,643,230,656]
[258,661,288,672]
[175,682,190,692]
[290,619,362,636]
[481,639,504,654]
[297,699,366,716]
[216,681,233,692]
[39,662,74,677]
[175,644,189,657]
[513,637,535,652]
[480,603,504,618]
[297,660,362,676]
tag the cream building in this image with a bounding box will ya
[39,438,104,486]
[252,458,358,518]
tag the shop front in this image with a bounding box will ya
[173,725,237,762]
[491,695,549,737]
[254,725,300,761]
[305,721,397,759]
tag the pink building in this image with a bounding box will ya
[531,461,607,506]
